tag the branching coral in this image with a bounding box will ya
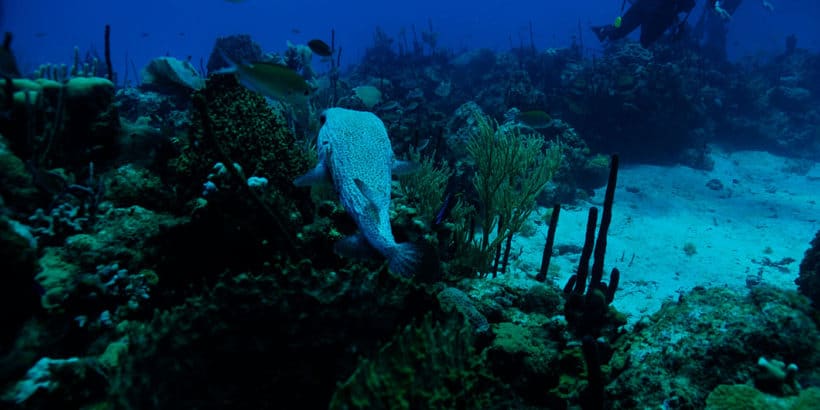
[464,113,561,274]
[397,147,452,226]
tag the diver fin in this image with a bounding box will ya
[391,160,420,176]
[353,178,381,223]
[294,163,330,187]
[592,25,611,42]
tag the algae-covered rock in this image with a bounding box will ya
[606,286,820,409]
[35,247,81,310]
[487,321,560,404]
[62,205,185,271]
[705,384,820,410]
[106,164,173,211]
[331,314,497,409]
[437,287,489,333]
[111,263,430,409]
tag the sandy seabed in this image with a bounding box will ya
[502,148,820,325]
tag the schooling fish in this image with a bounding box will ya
[294,108,420,277]
[214,52,312,106]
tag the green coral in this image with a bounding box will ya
[330,314,497,409]
[463,113,561,273]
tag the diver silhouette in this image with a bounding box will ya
[592,0,697,47]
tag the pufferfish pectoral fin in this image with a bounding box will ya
[293,162,331,187]
[391,159,420,176]
[354,178,381,224]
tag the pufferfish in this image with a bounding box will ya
[294,108,419,277]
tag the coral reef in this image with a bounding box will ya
[1,22,819,410]
[606,286,820,409]
[330,314,497,409]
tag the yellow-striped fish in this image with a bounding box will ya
[214,54,312,106]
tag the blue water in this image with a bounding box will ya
[4,0,819,79]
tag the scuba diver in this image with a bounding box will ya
[695,0,775,61]
[708,0,775,21]
[592,0,698,47]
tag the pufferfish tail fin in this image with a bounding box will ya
[386,242,421,278]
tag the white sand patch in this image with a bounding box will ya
[501,148,820,325]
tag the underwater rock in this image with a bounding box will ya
[141,56,205,94]
[106,164,174,211]
[518,283,563,314]
[444,101,486,159]
[487,321,560,405]
[62,205,185,271]
[705,384,820,410]
[206,34,264,74]
[0,134,38,213]
[767,86,812,112]
[437,287,490,333]
[3,356,106,407]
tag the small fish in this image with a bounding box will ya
[214,52,312,105]
[291,28,301,35]
[140,32,150,38]
[517,110,552,129]
[307,39,333,57]
[34,32,48,38]
[433,192,456,226]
